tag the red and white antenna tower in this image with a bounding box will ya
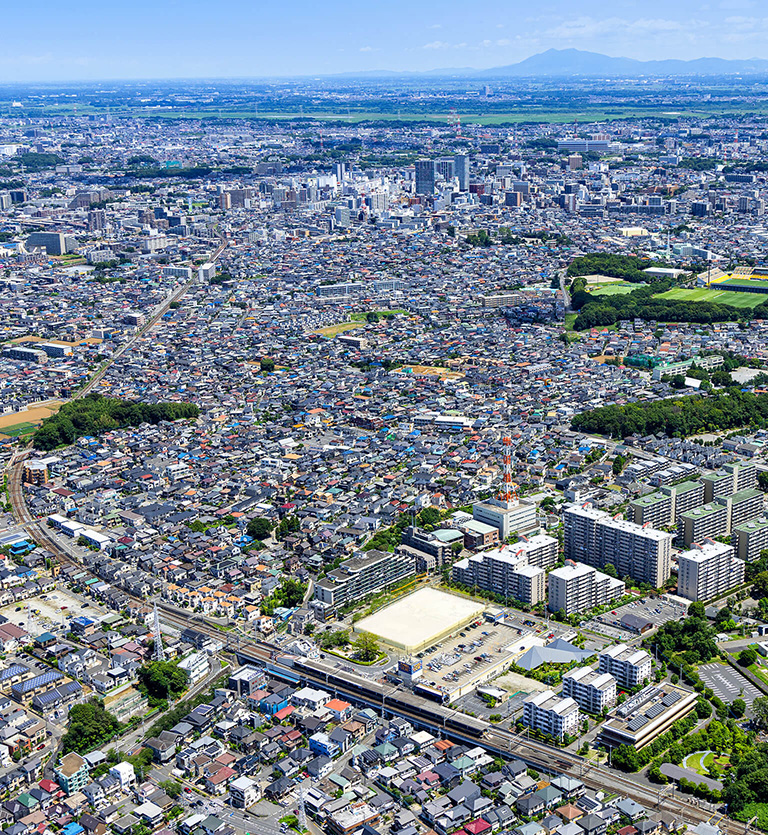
[498,436,518,504]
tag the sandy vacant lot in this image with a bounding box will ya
[0,588,102,637]
[0,402,63,433]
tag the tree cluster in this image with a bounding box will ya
[61,698,122,754]
[646,613,719,665]
[571,390,768,439]
[137,660,189,703]
[34,394,199,450]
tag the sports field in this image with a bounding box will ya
[654,288,766,309]
[718,277,768,290]
[590,283,641,297]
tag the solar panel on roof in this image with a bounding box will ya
[662,691,681,706]
[627,716,648,732]
[645,703,665,719]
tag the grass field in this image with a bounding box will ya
[654,288,767,309]
[719,277,768,290]
[350,309,408,321]
[0,421,36,438]
[590,283,641,297]
[564,313,578,331]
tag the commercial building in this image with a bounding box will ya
[454,154,470,191]
[473,497,538,540]
[548,561,624,615]
[521,691,580,741]
[677,540,745,602]
[452,542,547,605]
[314,549,415,608]
[598,644,652,689]
[733,517,768,563]
[598,684,697,751]
[415,160,436,195]
[564,504,672,587]
[562,667,617,714]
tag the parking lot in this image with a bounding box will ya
[583,596,687,642]
[0,588,106,638]
[699,662,763,716]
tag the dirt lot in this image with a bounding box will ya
[0,588,103,637]
[311,322,366,337]
[398,365,464,379]
[0,401,63,436]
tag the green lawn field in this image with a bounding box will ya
[719,277,768,290]
[654,288,767,309]
[590,283,642,297]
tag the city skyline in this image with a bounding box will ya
[3,0,768,81]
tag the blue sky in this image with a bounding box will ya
[1,0,767,81]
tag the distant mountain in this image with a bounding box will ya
[480,48,768,77]
[330,49,768,80]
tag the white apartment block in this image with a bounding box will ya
[547,560,625,615]
[562,667,617,714]
[564,503,673,588]
[677,540,745,602]
[599,644,652,689]
[521,690,580,740]
[452,539,552,605]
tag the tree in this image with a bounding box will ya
[732,698,747,718]
[247,517,273,541]
[688,601,706,619]
[366,312,380,323]
[753,570,768,599]
[354,632,380,663]
[260,358,275,373]
[739,647,758,667]
[137,661,189,702]
[61,699,122,754]
[612,454,626,476]
[603,563,618,578]
[159,779,182,799]
[753,696,768,731]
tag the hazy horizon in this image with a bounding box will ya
[3,0,768,82]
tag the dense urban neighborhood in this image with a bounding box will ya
[4,78,768,835]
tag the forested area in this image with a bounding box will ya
[34,394,199,450]
[571,391,768,438]
[61,699,122,753]
[566,253,662,282]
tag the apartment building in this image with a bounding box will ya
[314,549,415,608]
[547,561,625,616]
[680,488,763,546]
[521,691,580,741]
[733,517,768,563]
[598,644,652,689]
[677,540,745,602]
[563,504,672,587]
[452,542,547,605]
[629,480,705,528]
[701,461,756,503]
[562,667,617,714]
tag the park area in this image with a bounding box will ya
[682,750,730,776]
[589,281,645,297]
[655,287,767,309]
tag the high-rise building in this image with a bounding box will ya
[598,644,652,689]
[733,517,768,563]
[677,540,745,602]
[435,158,455,181]
[415,160,435,196]
[679,488,763,546]
[87,209,107,232]
[547,561,625,615]
[521,691,579,740]
[454,154,470,191]
[563,504,672,587]
[562,667,616,714]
